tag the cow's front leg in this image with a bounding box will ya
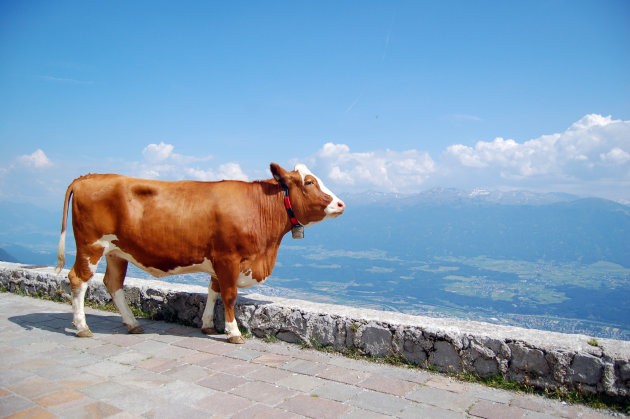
[215,262,245,344]
[201,276,220,335]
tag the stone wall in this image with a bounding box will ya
[1,262,629,398]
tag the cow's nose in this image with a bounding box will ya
[337,200,345,210]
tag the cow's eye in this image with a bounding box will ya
[305,180,314,186]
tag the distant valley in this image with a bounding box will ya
[2,188,629,340]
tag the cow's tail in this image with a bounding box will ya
[55,181,74,274]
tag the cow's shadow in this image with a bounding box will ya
[8,294,272,342]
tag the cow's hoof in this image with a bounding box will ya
[128,325,144,334]
[201,327,218,335]
[228,335,246,344]
[76,329,93,338]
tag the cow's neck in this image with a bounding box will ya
[256,180,296,243]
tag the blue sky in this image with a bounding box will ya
[1,0,629,206]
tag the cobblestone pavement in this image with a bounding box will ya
[0,293,621,418]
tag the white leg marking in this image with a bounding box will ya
[112,289,139,329]
[72,282,90,333]
[225,318,241,339]
[202,288,219,331]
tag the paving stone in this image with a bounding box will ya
[231,381,299,405]
[58,373,105,389]
[152,380,216,404]
[424,375,469,393]
[0,395,36,417]
[100,388,169,416]
[60,401,123,419]
[279,394,352,419]
[107,350,151,365]
[197,372,249,392]
[82,360,134,378]
[251,352,294,367]
[195,392,254,416]
[143,402,209,419]
[464,384,514,404]
[317,366,371,385]
[110,369,174,390]
[378,365,433,384]
[172,336,237,355]
[245,365,294,383]
[0,369,35,387]
[231,403,303,419]
[134,356,183,373]
[32,389,86,407]
[79,382,134,400]
[32,364,84,382]
[86,343,129,358]
[7,377,65,399]
[151,344,198,360]
[281,359,327,376]
[226,347,265,361]
[399,403,467,419]
[99,333,148,347]
[358,374,417,397]
[342,407,392,419]
[179,351,218,366]
[407,385,476,413]
[347,390,411,416]
[3,406,57,419]
[510,395,586,418]
[277,373,324,392]
[469,400,528,419]
[201,355,262,376]
[163,363,210,382]
[128,339,172,356]
[12,357,59,373]
[311,381,362,403]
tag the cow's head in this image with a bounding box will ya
[270,163,345,227]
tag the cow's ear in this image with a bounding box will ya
[270,163,288,184]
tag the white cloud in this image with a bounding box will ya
[600,148,630,165]
[299,114,629,201]
[142,142,174,163]
[138,142,248,182]
[443,114,630,183]
[186,163,249,182]
[302,142,436,192]
[18,149,52,168]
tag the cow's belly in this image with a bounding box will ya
[94,234,268,287]
[94,234,216,278]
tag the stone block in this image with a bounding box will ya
[429,340,463,373]
[508,342,550,377]
[359,323,393,357]
[474,357,499,377]
[570,353,603,386]
[616,360,630,382]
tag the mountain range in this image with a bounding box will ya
[1,188,628,268]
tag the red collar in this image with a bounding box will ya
[281,183,301,227]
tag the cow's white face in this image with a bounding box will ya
[294,164,345,222]
[270,163,345,227]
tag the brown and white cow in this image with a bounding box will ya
[55,163,344,343]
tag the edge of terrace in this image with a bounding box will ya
[1,261,628,399]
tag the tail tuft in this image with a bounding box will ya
[55,231,66,274]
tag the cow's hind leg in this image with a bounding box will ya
[69,247,103,337]
[103,254,143,334]
[201,276,220,335]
